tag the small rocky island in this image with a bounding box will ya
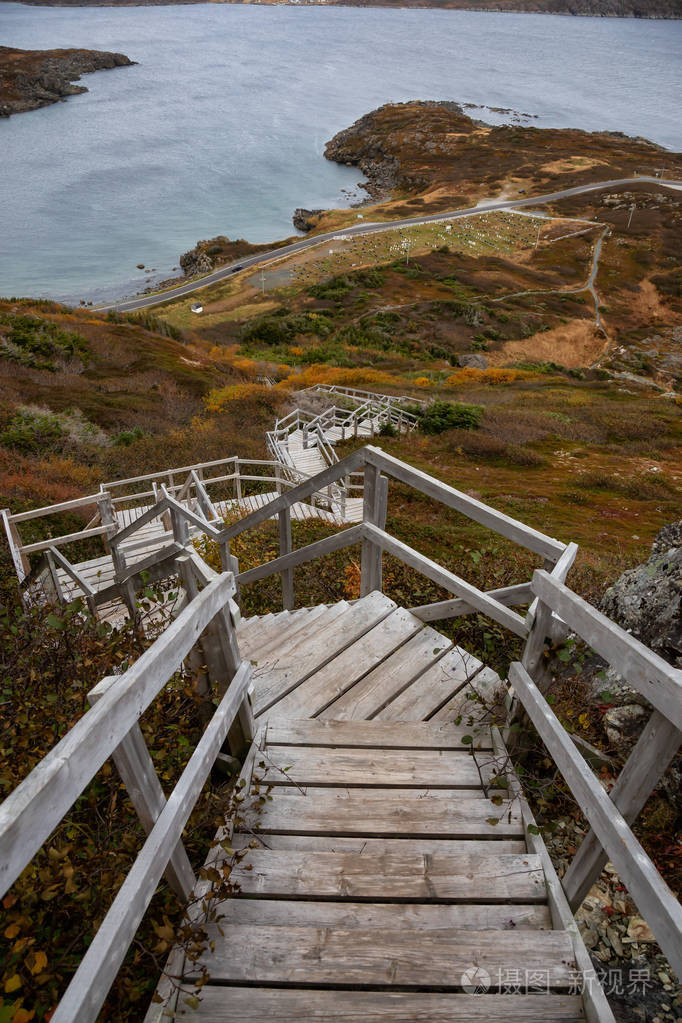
[0,46,135,118]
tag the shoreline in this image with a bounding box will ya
[5,0,680,16]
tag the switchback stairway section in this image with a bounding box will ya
[1,446,681,1022]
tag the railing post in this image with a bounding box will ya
[88,677,195,901]
[44,550,65,604]
[1,510,30,582]
[278,506,294,611]
[360,462,388,596]
[97,490,116,554]
[303,425,309,449]
[235,458,242,502]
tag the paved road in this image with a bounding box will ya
[98,176,681,314]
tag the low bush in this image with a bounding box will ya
[0,312,88,372]
[417,400,483,434]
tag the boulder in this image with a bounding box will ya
[458,353,488,370]
[293,208,324,232]
[600,520,682,668]
[603,704,648,746]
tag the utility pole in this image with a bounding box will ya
[534,221,542,249]
[627,205,636,230]
[261,268,265,295]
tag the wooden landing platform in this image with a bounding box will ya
[173,719,585,1022]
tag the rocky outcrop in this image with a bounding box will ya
[458,353,488,369]
[600,521,682,669]
[0,46,135,118]
[324,103,465,200]
[179,249,214,277]
[293,208,324,232]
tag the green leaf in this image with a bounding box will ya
[527,824,541,835]
[486,817,500,827]
[461,735,473,745]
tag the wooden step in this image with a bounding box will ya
[253,603,348,665]
[251,592,396,717]
[213,897,552,931]
[263,719,493,750]
[374,645,487,722]
[270,607,424,719]
[232,834,529,854]
[318,627,452,721]
[241,793,524,839]
[190,924,575,989]
[225,849,547,902]
[178,989,585,1021]
[258,746,496,790]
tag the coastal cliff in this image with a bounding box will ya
[0,47,135,118]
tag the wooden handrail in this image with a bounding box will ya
[363,447,566,562]
[410,582,534,622]
[47,545,96,598]
[532,570,682,729]
[52,661,251,1023]
[363,523,529,637]
[509,660,682,978]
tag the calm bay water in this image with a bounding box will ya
[0,2,680,303]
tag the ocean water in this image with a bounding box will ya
[0,2,680,303]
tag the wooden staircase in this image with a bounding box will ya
[3,445,681,1023]
[160,594,585,1020]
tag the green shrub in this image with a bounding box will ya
[113,426,145,447]
[0,312,89,371]
[417,400,483,434]
[378,421,398,438]
[0,407,64,454]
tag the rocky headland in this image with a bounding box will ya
[0,46,135,118]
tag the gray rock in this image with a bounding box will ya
[589,664,648,708]
[293,208,324,232]
[603,704,648,745]
[600,521,681,668]
[458,353,488,370]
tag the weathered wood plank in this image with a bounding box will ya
[237,523,364,587]
[251,593,395,716]
[180,988,585,1021]
[234,827,527,849]
[211,897,552,931]
[509,661,682,978]
[363,446,566,561]
[264,718,493,750]
[259,747,492,789]
[259,786,500,799]
[226,849,546,902]
[374,646,484,722]
[531,570,682,729]
[319,628,452,721]
[191,924,575,988]
[241,793,524,839]
[410,582,533,622]
[269,607,423,720]
[429,667,505,725]
[363,523,529,638]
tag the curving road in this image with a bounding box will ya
[98,176,681,314]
